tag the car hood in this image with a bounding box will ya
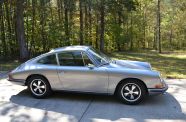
[109,60,152,70]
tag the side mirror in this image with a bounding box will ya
[87,63,94,69]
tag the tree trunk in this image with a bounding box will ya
[95,11,99,49]
[117,11,122,51]
[88,0,92,45]
[130,12,133,50]
[26,0,29,49]
[30,0,36,55]
[169,24,173,49]
[15,0,29,61]
[57,0,61,22]
[64,0,70,45]
[143,7,146,48]
[79,0,83,45]
[0,3,7,58]
[5,1,13,55]
[84,3,88,44]
[153,26,157,50]
[157,0,161,53]
[99,0,105,52]
[40,0,47,52]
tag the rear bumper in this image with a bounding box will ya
[8,78,25,86]
[148,83,168,95]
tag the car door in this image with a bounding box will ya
[57,51,109,93]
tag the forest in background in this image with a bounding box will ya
[0,0,186,61]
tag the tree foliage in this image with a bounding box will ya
[0,0,186,60]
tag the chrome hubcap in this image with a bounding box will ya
[30,79,46,96]
[121,83,141,102]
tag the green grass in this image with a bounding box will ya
[0,60,21,72]
[110,50,186,79]
[0,50,186,79]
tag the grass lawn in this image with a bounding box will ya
[110,50,186,79]
[0,50,186,79]
[0,60,21,72]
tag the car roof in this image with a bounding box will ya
[49,45,90,53]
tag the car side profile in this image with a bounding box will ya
[8,46,168,104]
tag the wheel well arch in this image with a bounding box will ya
[25,74,49,86]
[114,78,148,94]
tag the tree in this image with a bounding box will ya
[15,0,29,61]
[30,0,36,55]
[79,0,83,45]
[0,2,7,58]
[157,0,161,53]
[0,0,186,61]
[64,0,70,45]
[99,0,105,52]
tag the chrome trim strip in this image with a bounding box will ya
[8,78,25,86]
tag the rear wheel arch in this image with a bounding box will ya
[25,74,50,87]
[114,78,148,95]
[26,74,52,98]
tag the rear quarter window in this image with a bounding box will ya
[37,54,57,65]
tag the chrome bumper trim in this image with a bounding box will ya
[148,83,168,95]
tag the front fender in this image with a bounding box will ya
[107,68,161,94]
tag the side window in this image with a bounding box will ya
[73,52,84,66]
[82,52,94,66]
[58,51,84,66]
[37,54,57,65]
[58,52,75,66]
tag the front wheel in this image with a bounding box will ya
[28,76,52,98]
[116,80,147,105]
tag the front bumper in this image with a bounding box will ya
[8,79,25,86]
[148,83,168,95]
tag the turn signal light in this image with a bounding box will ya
[155,83,164,88]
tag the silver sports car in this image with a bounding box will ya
[8,46,168,104]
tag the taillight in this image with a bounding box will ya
[8,73,13,80]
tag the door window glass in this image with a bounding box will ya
[73,52,84,66]
[58,51,84,66]
[82,52,94,66]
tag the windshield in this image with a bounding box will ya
[88,48,111,66]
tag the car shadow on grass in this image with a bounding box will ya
[6,89,186,122]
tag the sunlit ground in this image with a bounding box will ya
[0,78,186,122]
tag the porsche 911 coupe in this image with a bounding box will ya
[8,46,168,104]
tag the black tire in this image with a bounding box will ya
[116,79,147,105]
[27,76,52,98]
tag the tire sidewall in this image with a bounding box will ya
[117,80,147,105]
[28,76,51,98]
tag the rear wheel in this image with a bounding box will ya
[27,76,52,98]
[116,79,147,105]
